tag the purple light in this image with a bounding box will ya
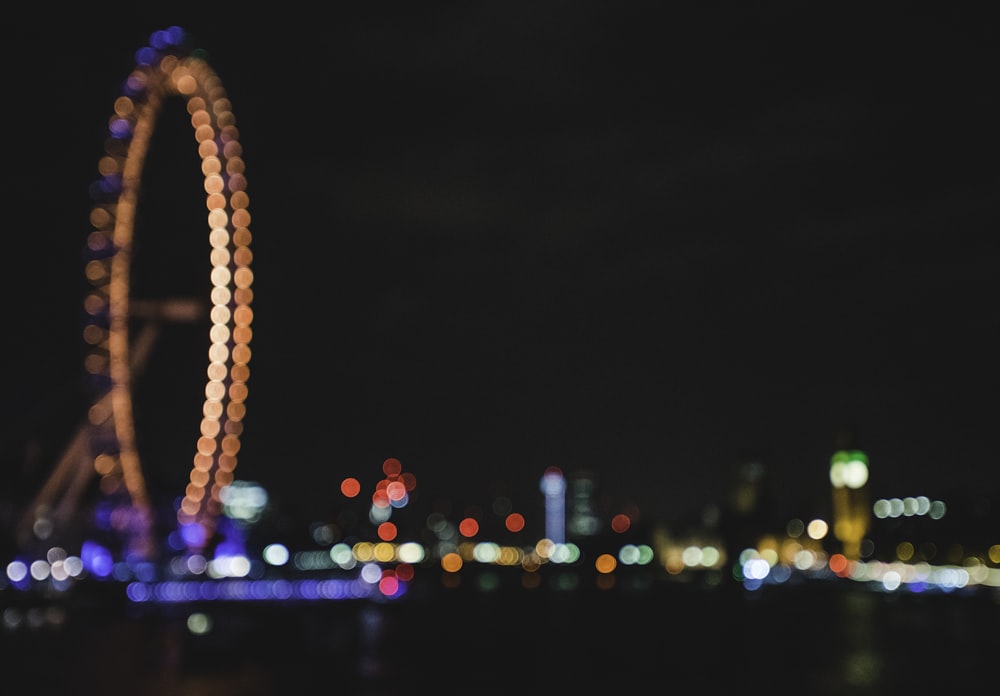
[179,522,207,550]
[149,26,186,50]
[134,46,159,66]
[125,582,151,602]
[109,118,132,139]
[81,540,114,578]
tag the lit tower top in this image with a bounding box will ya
[829,449,871,561]
[829,450,869,490]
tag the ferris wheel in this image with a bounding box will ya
[18,27,254,560]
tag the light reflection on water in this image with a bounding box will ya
[2,583,997,694]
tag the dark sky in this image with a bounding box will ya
[3,5,999,527]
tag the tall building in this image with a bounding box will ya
[539,467,566,544]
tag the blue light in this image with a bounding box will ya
[134,46,159,67]
[80,540,114,579]
[179,522,207,550]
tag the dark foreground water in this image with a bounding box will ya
[3,577,998,695]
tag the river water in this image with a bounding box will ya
[3,576,997,695]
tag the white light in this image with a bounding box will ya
[330,543,356,569]
[30,560,51,581]
[263,543,290,566]
[397,542,426,564]
[743,558,770,580]
[881,570,902,591]
[6,561,28,583]
[843,459,869,489]
[63,556,84,578]
[360,563,382,584]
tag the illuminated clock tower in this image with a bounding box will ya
[829,449,870,560]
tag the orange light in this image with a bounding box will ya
[441,552,463,573]
[340,477,361,498]
[595,553,617,574]
[829,553,850,576]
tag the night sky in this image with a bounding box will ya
[3,5,999,528]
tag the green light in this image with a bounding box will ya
[830,449,869,488]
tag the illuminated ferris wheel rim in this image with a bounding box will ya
[82,26,254,554]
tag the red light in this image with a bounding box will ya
[340,477,361,498]
[505,512,525,533]
[377,522,398,541]
[459,517,479,537]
